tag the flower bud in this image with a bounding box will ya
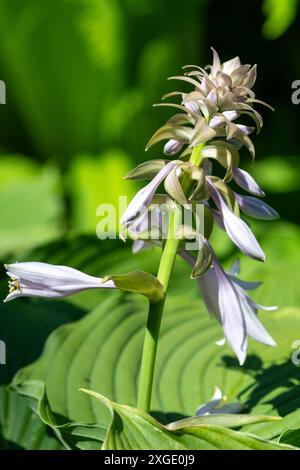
[163,139,183,156]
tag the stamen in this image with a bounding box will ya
[8,278,21,293]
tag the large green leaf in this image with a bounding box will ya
[11,378,283,450]
[11,294,300,429]
[280,428,300,447]
[79,390,295,450]
[68,151,138,233]
[0,286,85,449]
[7,223,300,448]
[10,380,106,450]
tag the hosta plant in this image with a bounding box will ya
[5,49,296,451]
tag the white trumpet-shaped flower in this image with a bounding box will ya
[4,262,115,302]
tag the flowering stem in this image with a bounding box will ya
[189,143,204,168]
[137,205,182,412]
[137,145,203,413]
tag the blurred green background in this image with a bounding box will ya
[0,0,299,255]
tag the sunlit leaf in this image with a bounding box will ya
[69,151,138,233]
[0,155,63,256]
[80,390,294,450]
[7,224,300,448]
[10,380,105,450]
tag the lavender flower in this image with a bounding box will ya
[232,167,265,196]
[4,262,115,302]
[207,179,265,261]
[181,249,276,365]
[164,139,183,156]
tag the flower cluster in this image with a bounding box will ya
[4,50,278,366]
[147,48,272,159]
[120,49,278,365]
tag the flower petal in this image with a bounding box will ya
[222,56,241,75]
[198,266,221,321]
[211,47,221,75]
[210,207,225,230]
[229,259,241,275]
[213,260,248,365]
[4,262,115,302]
[229,275,261,291]
[235,193,279,220]
[232,167,265,196]
[236,124,255,135]
[132,240,153,254]
[120,161,178,226]
[164,167,188,206]
[5,262,105,287]
[223,110,239,121]
[207,181,265,261]
[242,64,257,89]
[164,139,184,156]
[234,285,276,346]
[181,247,276,365]
[248,297,278,312]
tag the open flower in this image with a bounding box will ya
[181,248,276,365]
[204,255,276,365]
[4,262,115,302]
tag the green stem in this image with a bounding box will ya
[189,143,204,167]
[137,206,181,412]
[137,144,204,412]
